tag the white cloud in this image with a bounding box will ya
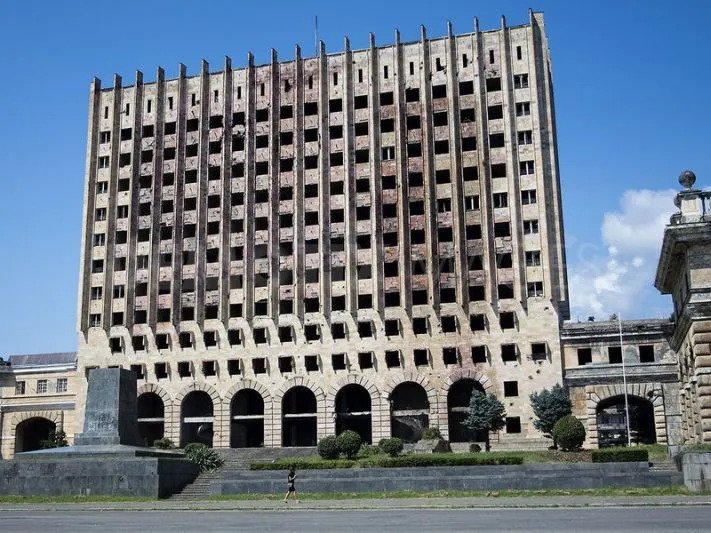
[568,188,676,321]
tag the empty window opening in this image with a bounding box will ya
[414,349,429,367]
[279,356,294,373]
[506,417,521,433]
[443,347,459,365]
[332,353,347,371]
[501,344,518,362]
[359,352,374,369]
[639,345,655,363]
[385,350,401,368]
[472,346,487,363]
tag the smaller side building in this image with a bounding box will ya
[562,320,681,448]
[0,353,77,459]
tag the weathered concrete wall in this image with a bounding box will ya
[215,462,681,494]
[0,457,198,498]
[681,452,711,493]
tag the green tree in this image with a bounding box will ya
[462,390,506,451]
[40,430,69,449]
[529,384,572,448]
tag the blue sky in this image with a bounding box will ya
[1,1,709,355]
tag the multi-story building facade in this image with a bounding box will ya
[561,319,680,448]
[73,10,569,450]
[656,170,711,444]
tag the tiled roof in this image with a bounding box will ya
[6,352,76,368]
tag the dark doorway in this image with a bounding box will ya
[447,379,487,442]
[137,392,165,446]
[15,418,56,453]
[181,391,214,447]
[596,395,657,447]
[231,389,265,448]
[282,386,317,447]
[390,382,429,443]
[335,384,372,443]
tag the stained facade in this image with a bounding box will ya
[72,11,569,450]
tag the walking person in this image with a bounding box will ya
[283,467,299,503]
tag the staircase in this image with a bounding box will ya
[167,447,316,500]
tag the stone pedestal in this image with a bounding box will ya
[74,367,139,446]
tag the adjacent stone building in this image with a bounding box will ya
[655,170,711,444]
[561,320,680,448]
[0,353,77,459]
[73,10,569,450]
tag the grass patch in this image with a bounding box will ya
[208,485,692,501]
[0,495,156,504]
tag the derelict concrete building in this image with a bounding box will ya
[74,10,569,449]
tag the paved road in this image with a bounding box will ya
[1,507,709,532]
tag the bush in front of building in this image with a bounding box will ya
[335,430,363,459]
[153,437,176,449]
[463,391,506,451]
[378,437,404,457]
[552,415,586,451]
[469,443,482,453]
[317,436,340,459]
[591,447,649,463]
[421,427,442,440]
[40,430,68,449]
[184,442,224,472]
[529,384,572,447]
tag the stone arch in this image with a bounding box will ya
[223,379,272,449]
[585,382,667,447]
[11,411,63,455]
[383,375,436,443]
[176,383,222,448]
[274,377,326,447]
[327,377,380,444]
[439,370,493,441]
[136,384,172,447]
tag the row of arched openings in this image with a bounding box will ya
[13,390,658,454]
[136,379,493,448]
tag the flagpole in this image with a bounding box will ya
[618,314,632,446]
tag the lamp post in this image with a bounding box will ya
[618,314,632,446]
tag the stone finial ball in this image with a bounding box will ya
[679,169,696,189]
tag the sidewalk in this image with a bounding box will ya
[0,494,709,512]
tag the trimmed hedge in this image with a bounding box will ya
[360,454,523,468]
[336,430,363,459]
[249,453,523,470]
[592,448,649,463]
[378,437,404,457]
[552,416,585,451]
[250,458,356,471]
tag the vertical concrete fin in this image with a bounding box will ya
[501,15,507,30]
[224,56,232,71]
[247,52,254,67]
[344,36,350,52]
[474,17,480,34]
[135,70,143,86]
[447,21,453,38]
[113,73,122,89]
[394,29,400,45]
[369,32,376,49]
[178,63,186,78]
[201,59,209,76]
[295,43,301,60]
[420,25,427,42]
[319,40,326,56]
[271,48,278,63]
[156,67,165,82]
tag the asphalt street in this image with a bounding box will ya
[1,506,709,532]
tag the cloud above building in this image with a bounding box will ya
[568,188,676,322]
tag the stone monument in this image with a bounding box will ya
[0,368,198,498]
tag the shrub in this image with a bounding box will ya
[318,436,340,460]
[335,430,363,459]
[469,443,482,453]
[153,437,175,449]
[421,427,442,440]
[184,442,206,454]
[40,430,68,449]
[463,391,506,451]
[530,384,572,444]
[378,437,404,457]
[357,444,381,458]
[552,415,586,451]
[592,448,649,463]
[184,443,224,472]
